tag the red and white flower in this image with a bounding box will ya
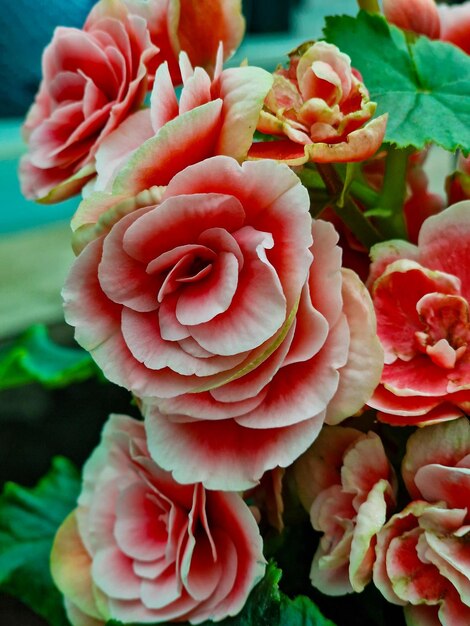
[373,418,470,626]
[63,155,383,490]
[293,426,397,596]
[248,41,387,165]
[20,0,158,203]
[51,414,265,626]
[367,201,470,425]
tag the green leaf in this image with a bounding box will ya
[0,457,80,626]
[280,595,336,626]
[324,11,470,153]
[0,324,97,390]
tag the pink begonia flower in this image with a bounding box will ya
[438,1,470,55]
[373,418,470,626]
[124,0,245,85]
[293,426,397,596]
[383,0,441,39]
[63,155,383,490]
[51,414,265,626]
[20,0,158,203]
[247,41,387,165]
[71,49,273,253]
[367,201,470,426]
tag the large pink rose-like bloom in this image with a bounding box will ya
[248,41,387,165]
[367,201,470,425]
[63,155,383,490]
[51,414,265,626]
[373,418,470,626]
[20,0,158,203]
[293,426,397,596]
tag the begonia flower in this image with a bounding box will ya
[293,426,397,596]
[63,155,383,490]
[20,0,158,203]
[247,41,387,165]
[51,414,265,625]
[373,418,470,626]
[367,201,470,425]
[383,0,441,39]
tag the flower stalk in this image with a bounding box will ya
[357,0,380,12]
[315,162,384,249]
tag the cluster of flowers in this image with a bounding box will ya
[20,0,470,624]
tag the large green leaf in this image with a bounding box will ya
[0,324,97,390]
[324,11,470,152]
[0,457,80,626]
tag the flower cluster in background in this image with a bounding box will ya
[4,0,470,625]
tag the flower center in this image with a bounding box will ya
[414,293,470,369]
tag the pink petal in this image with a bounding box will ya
[179,66,212,114]
[307,114,388,163]
[113,100,223,195]
[293,426,361,511]
[51,513,102,620]
[121,309,246,376]
[189,228,287,356]
[418,200,470,301]
[94,109,154,192]
[114,483,168,561]
[383,0,441,39]
[326,268,384,425]
[150,61,179,132]
[349,479,391,592]
[63,237,122,352]
[122,193,245,264]
[402,417,470,498]
[216,66,274,159]
[367,239,419,289]
[308,220,343,328]
[92,546,141,600]
[235,316,349,429]
[372,260,460,364]
[99,207,161,312]
[176,251,240,326]
[144,407,325,490]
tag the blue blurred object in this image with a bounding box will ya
[0,0,94,117]
[0,119,79,234]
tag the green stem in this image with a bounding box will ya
[357,0,380,12]
[315,163,383,249]
[349,181,380,209]
[378,147,412,239]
